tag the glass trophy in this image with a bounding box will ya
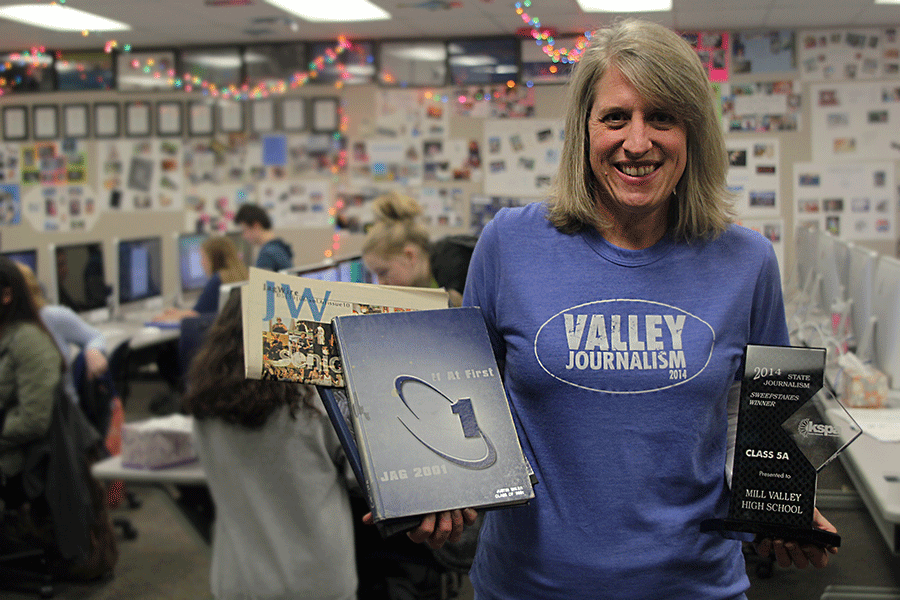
[701,344,862,547]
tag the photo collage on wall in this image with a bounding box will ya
[726,138,781,217]
[483,119,564,197]
[793,161,895,240]
[19,139,101,231]
[810,80,900,162]
[798,27,900,80]
[719,81,801,132]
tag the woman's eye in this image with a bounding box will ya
[601,112,627,127]
[650,112,677,126]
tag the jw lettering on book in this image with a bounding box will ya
[243,267,448,386]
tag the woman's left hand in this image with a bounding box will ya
[755,508,839,569]
[84,348,109,380]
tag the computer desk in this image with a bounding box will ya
[92,454,211,552]
[94,309,181,351]
[822,394,900,555]
[786,298,900,555]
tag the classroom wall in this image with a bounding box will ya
[1,29,899,302]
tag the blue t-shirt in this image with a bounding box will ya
[463,202,789,600]
[256,239,293,272]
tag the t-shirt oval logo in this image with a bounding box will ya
[534,299,715,394]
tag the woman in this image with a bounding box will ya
[182,291,357,600]
[154,235,248,321]
[0,256,63,504]
[411,19,835,599]
[362,191,475,307]
[16,261,108,408]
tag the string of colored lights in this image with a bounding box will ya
[515,0,591,65]
[0,0,589,99]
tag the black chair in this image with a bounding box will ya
[0,382,95,598]
[71,351,139,541]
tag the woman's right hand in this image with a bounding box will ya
[363,508,479,549]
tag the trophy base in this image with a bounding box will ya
[700,518,841,548]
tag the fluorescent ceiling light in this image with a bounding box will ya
[576,0,671,11]
[875,0,900,4]
[0,4,131,31]
[263,0,390,22]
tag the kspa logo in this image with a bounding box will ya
[797,418,841,438]
[393,375,497,470]
[534,299,715,394]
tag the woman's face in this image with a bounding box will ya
[363,247,422,287]
[201,249,212,275]
[587,67,687,228]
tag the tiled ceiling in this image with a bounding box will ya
[0,0,897,52]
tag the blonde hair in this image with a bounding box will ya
[362,192,430,258]
[16,260,46,309]
[202,236,248,284]
[548,18,734,241]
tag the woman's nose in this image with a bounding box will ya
[622,118,652,155]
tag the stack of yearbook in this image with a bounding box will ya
[242,268,535,536]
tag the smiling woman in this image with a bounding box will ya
[405,18,840,600]
[549,18,733,246]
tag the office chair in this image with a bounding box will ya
[0,381,96,598]
[71,351,139,541]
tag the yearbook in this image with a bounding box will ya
[317,387,423,537]
[331,307,536,534]
[242,267,448,386]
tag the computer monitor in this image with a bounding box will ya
[813,230,844,312]
[871,255,900,390]
[282,260,339,282]
[178,233,210,294]
[846,243,878,353]
[833,237,852,302]
[117,237,163,309]
[794,225,818,295]
[225,231,253,267]
[54,242,109,313]
[1,248,37,275]
[335,255,375,284]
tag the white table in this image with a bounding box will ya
[823,402,900,555]
[92,455,211,551]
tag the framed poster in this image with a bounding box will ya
[251,99,276,133]
[2,106,27,141]
[125,101,152,137]
[217,100,244,133]
[188,101,214,136]
[311,97,339,133]
[156,101,183,136]
[281,97,306,132]
[94,102,120,138]
[62,104,90,138]
[33,105,59,140]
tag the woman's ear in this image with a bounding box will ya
[1,287,12,305]
[402,244,421,264]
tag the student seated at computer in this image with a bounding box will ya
[362,191,477,307]
[0,257,63,489]
[182,290,357,600]
[1,257,119,584]
[16,261,109,409]
[152,236,248,322]
[234,204,293,272]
